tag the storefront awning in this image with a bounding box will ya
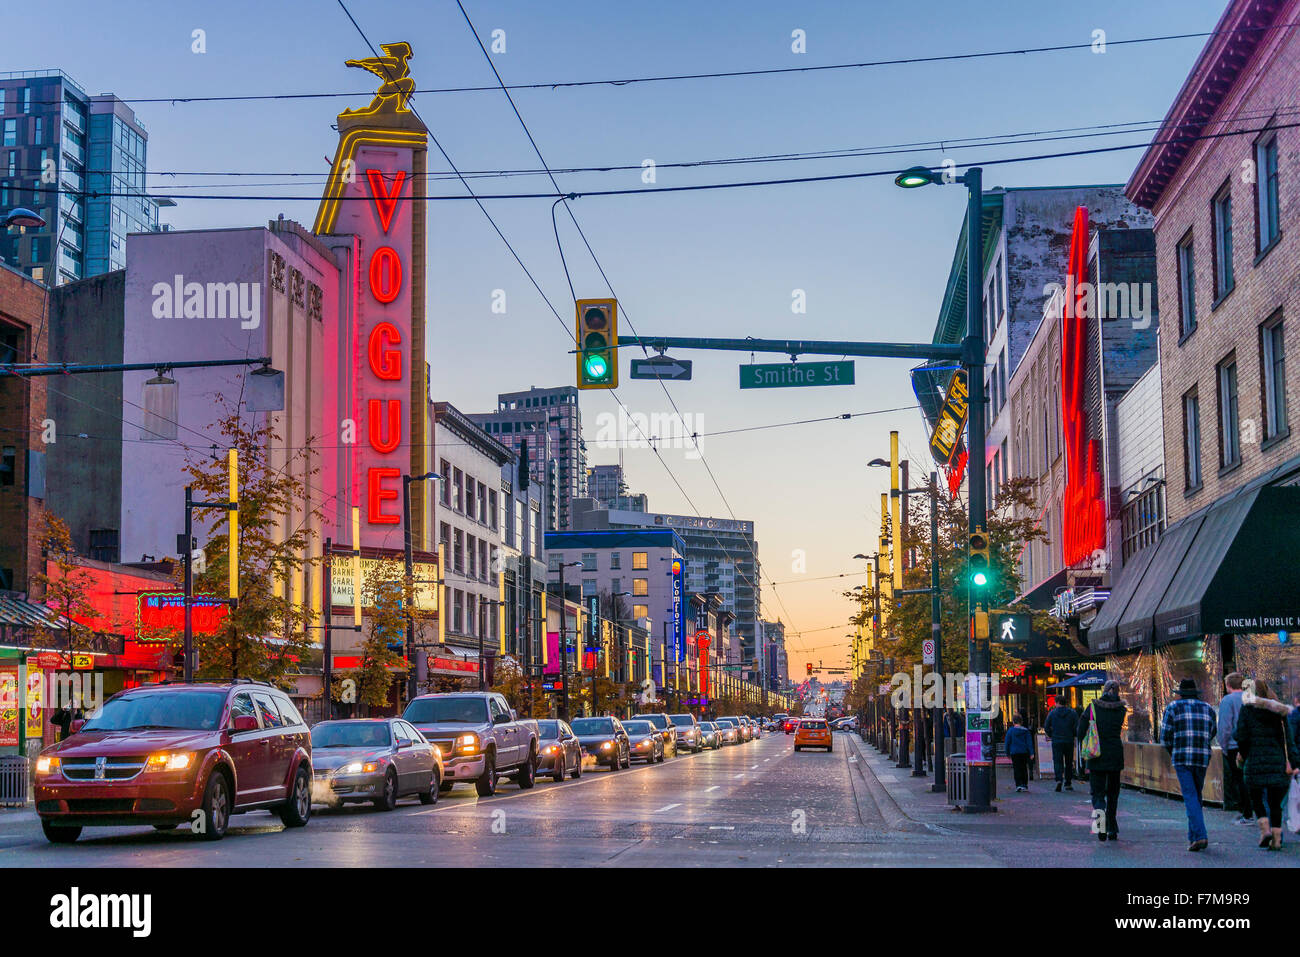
[1153,486,1300,641]
[1089,485,1300,652]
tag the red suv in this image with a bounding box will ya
[34,680,313,843]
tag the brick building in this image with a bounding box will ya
[0,260,48,594]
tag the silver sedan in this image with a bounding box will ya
[310,718,443,810]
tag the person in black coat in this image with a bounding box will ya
[1234,678,1300,851]
[1044,699,1080,791]
[1077,681,1127,842]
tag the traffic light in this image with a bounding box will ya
[575,298,618,390]
[806,662,813,676]
[969,527,991,590]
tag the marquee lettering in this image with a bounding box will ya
[367,321,403,380]
[368,246,403,304]
[367,467,401,524]
[367,398,402,454]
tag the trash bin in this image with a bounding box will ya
[0,755,30,807]
[946,754,968,804]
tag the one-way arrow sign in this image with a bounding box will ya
[630,356,693,381]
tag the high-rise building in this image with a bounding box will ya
[0,71,168,285]
[570,498,762,679]
[469,385,586,531]
[587,463,623,505]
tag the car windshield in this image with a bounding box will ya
[537,720,561,738]
[802,720,828,729]
[633,714,665,727]
[311,722,392,748]
[82,690,226,732]
[403,697,489,724]
[623,721,653,735]
[571,718,615,735]
[716,719,735,727]
[700,723,716,731]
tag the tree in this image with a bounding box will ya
[32,511,96,652]
[846,476,1064,683]
[332,560,408,713]
[184,407,322,686]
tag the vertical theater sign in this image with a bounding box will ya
[1060,206,1107,568]
[314,42,429,548]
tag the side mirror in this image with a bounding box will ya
[230,715,259,733]
[70,719,86,734]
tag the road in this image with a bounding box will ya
[3,731,1295,867]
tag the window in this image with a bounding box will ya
[229,693,257,727]
[1217,355,1240,469]
[633,604,649,621]
[582,579,597,597]
[477,481,487,524]
[440,522,450,550]
[548,554,561,572]
[610,552,621,570]
[454,529,464,572]
[467,534,477,577]
[89,529,119,563]
[632,552,648,570]
[0,447,14,486]
[1177,231,1196,337]
[610,578,620,594]
[479,540,488,580]
[1183,390,1202,490]
[253,694,284,729]
[1256,132,1280,253]
[453,590,464,632]
[440,460,451,505]
[633,578,649,597]
[489,490,498,530]
[2,119,15,147]
[452,469,463,512]
[1212,184,1234,299]
[998,352,1007,411]
[1262,313,1287,440]
[581,552,597,571]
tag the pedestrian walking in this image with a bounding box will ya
[1077,681,1126,842]
[1044,697,1079,791]
[1005,712,1034,792]
[1218,672,1252,824]
[1160,678,1218,852]
[1234,678,1300,851]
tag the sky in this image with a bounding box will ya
[3,0,1230,675]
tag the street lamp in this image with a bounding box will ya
[896,163,990,811]
[2,207,47,230]
[402,471,440,702]
[556,561,583,719]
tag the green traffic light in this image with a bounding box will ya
[972,571,988,587]
[583,353,609,380]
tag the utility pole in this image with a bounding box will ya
[323,537,332,719]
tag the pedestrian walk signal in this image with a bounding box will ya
[969,527,991,589]
[576,298,618,390]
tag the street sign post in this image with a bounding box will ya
[922,639,935,664]
[630,356,693,381]
[739,361,854,389]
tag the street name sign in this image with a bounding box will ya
[630,356,692,381]
[739,361,855,389]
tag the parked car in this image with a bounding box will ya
[698,722,722,750]
[310,718,441,810]
[723,716,752,742]
[34,680,313,843]
[536,719,583,783]
[631,712,678,757]
[570,717,631,770]
[622,720,665,764]
[794,718,833,752]
[745,717,761,739]
[714,718,741,745]
[403,692,539,796]
[669,713,703,752]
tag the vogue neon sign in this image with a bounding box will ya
[1060,206,1106,567]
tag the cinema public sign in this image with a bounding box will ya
[928,368,969,466]
[314,42,429,548]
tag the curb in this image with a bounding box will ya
[842,733,926,832]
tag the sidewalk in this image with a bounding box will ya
[844,732,1298,867]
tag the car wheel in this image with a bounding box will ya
[517,748,537,789]
[419,770,440,805]
[280,766,313,826]
[572,755,583,779]
[372,769,399,811]
[475,750,499,797]
[152,823,179,831]
[552,754,567,784]
[199,770,231,840]
[42,821,82,844]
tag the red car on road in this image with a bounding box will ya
[34,680,313,844]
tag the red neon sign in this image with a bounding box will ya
[368,246,402,303]
[1060,206,1107,567]
[366,169,407,232]
[696,631,711,697]
[368,322,402,379]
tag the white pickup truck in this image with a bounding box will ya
[402,692,540,796]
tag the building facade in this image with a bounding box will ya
[0,71,164,285]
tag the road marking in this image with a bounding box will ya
[705,786,720,792]
[733,773,745,779]
[764,758,771,762]
[653,803,681,813]
[708,825,735,830]
[750,765,758,770]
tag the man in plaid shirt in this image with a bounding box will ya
[1161,678,1218,852]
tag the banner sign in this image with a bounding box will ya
[0,668,17,746]
[329,558,437,612]
[671,559,685,663]
[137,592,228,641]
[928,369,969,466]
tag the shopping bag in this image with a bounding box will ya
[1286,775,1300,835]
[1080,703,1101,761]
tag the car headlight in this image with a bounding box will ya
[342,762,363,774]
[36,756,61,775]
[145,752,194,772]
[544,745,559,754]
[458,733,480,754]
[600,741,614,751]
